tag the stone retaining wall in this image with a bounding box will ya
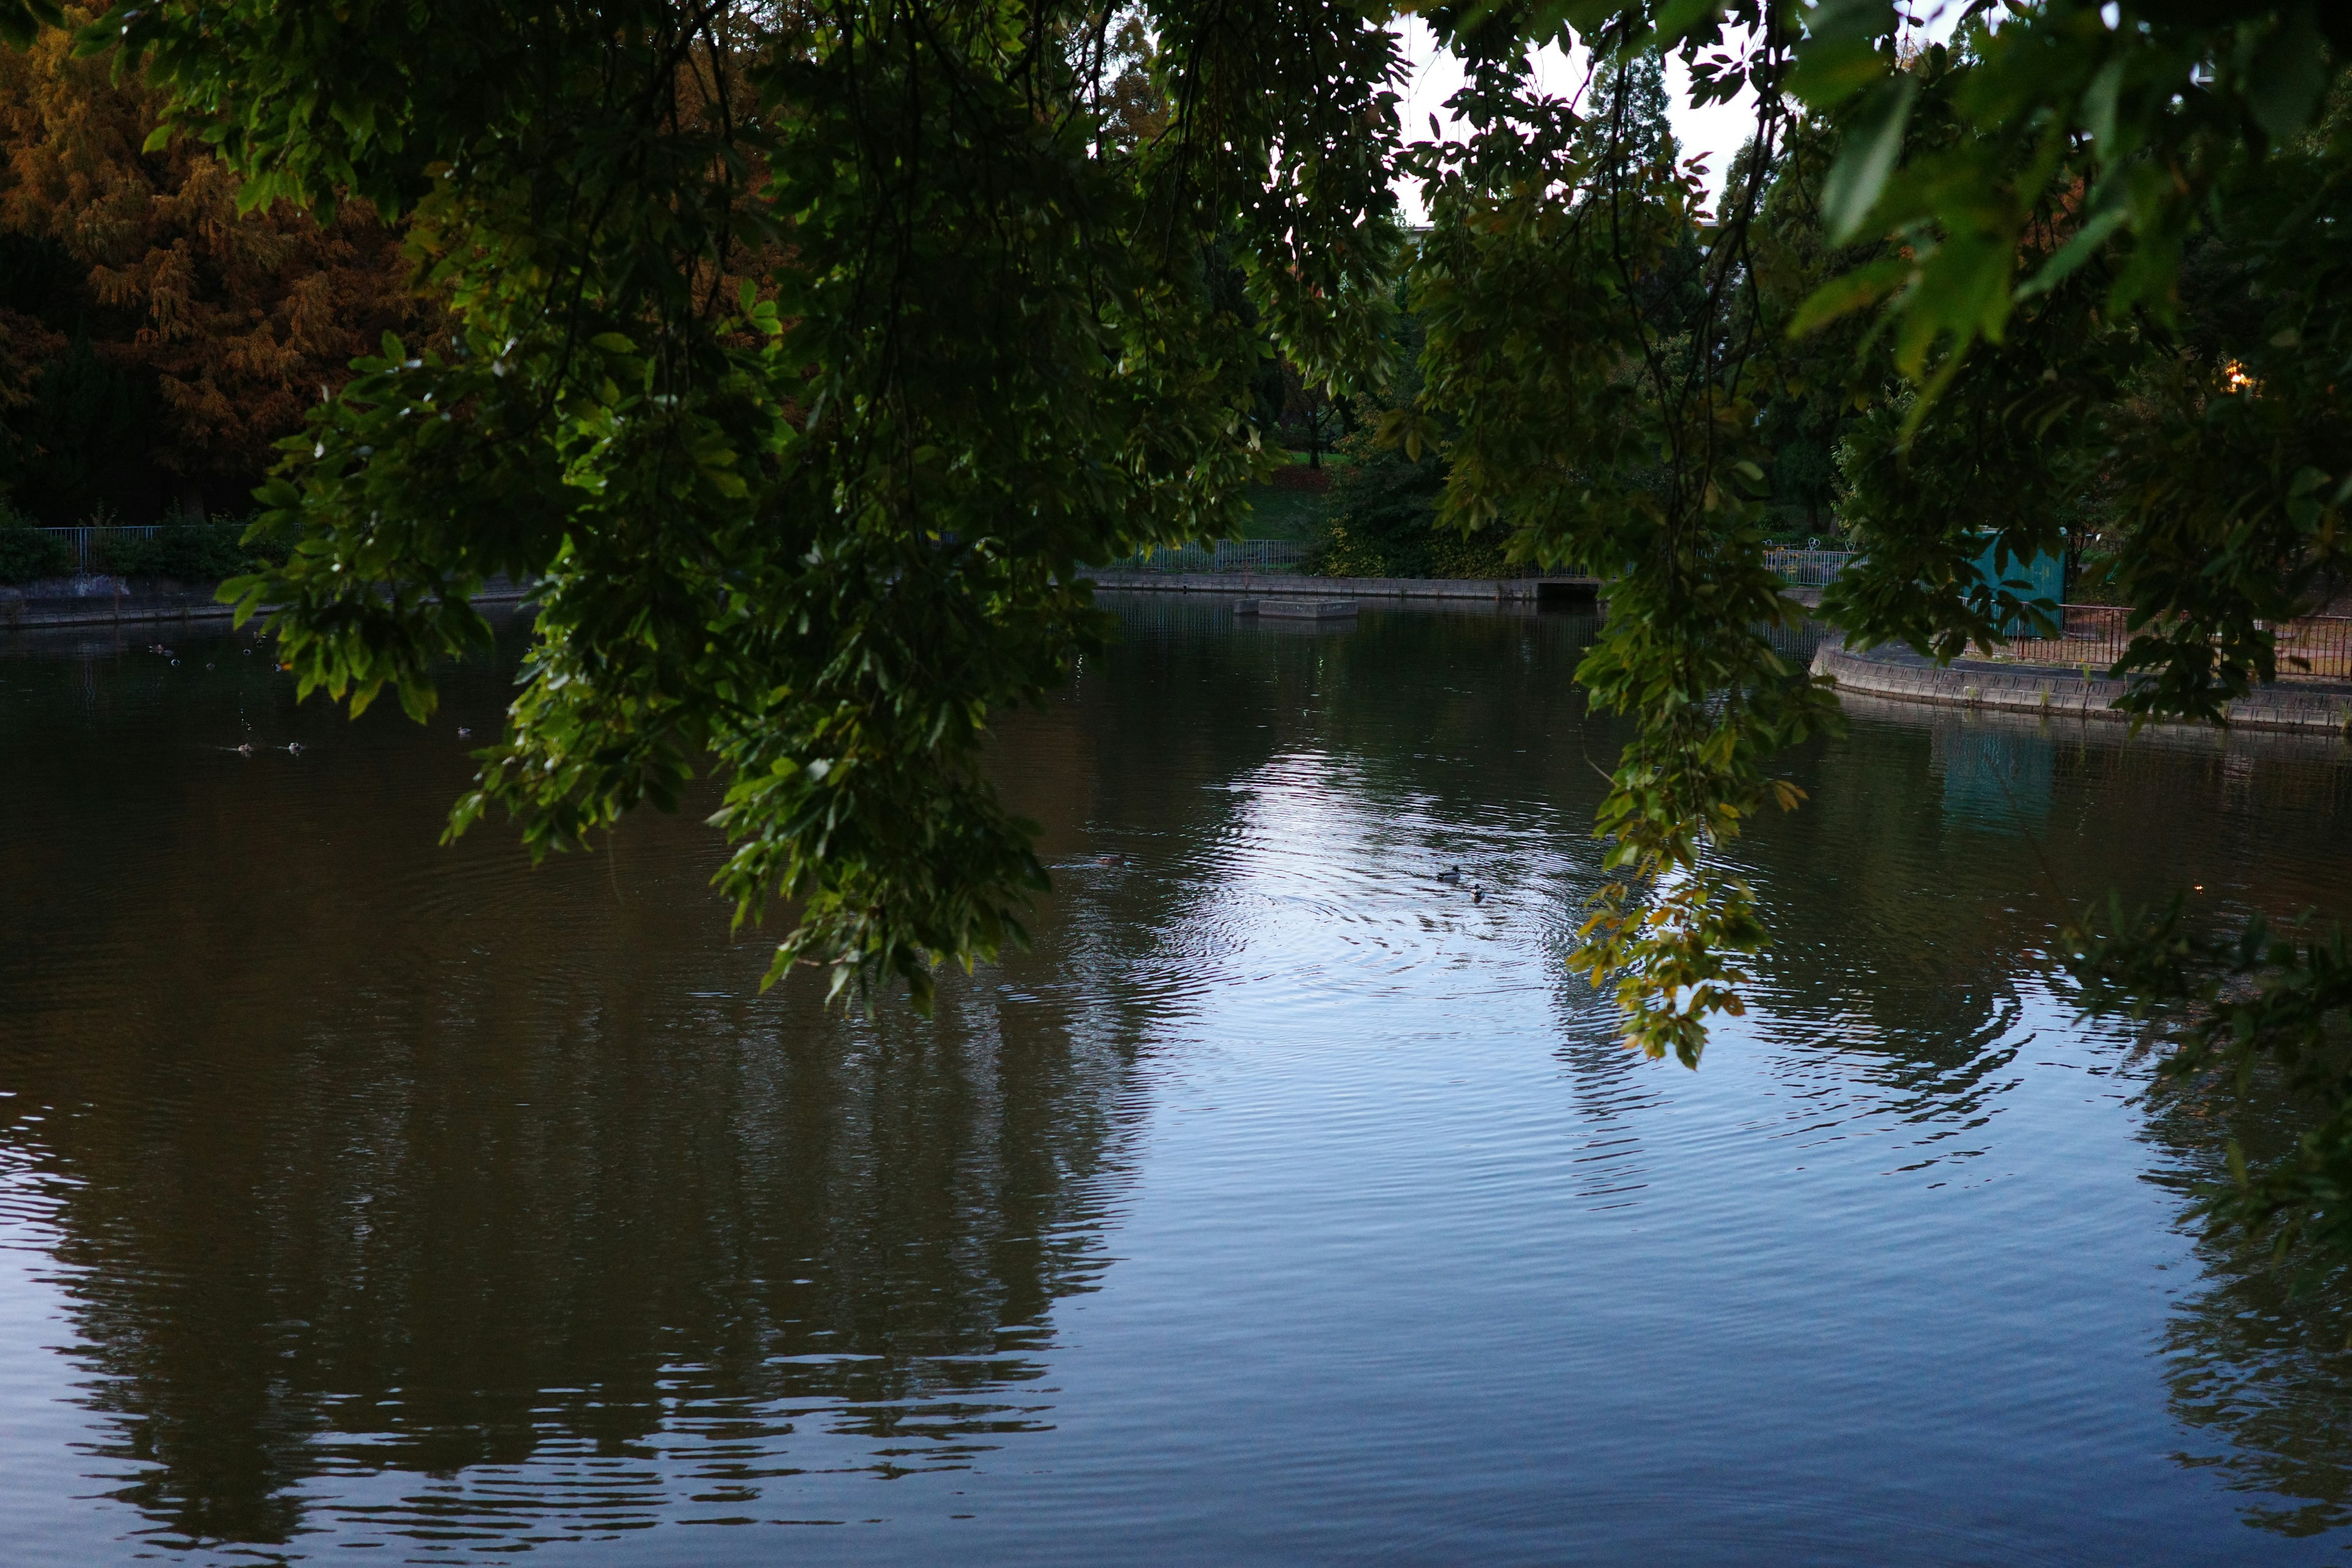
[1813,642,2352,735]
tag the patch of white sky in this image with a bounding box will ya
[1388,3,1978,223]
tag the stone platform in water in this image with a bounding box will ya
[1238,598,1357,620]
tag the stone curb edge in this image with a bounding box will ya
[1812,644,2352,736]
[1,580,533,632]
[1082,570,1585,601]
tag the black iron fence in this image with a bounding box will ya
[1992,605,2352,684]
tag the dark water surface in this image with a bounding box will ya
[6,597,2352,1564]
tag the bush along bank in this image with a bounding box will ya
[91,519,261,581]
[1302,428,1512,580]
[0,514,272,590]
[1,515,533,627]
[0,514,71,582]
[0,512,311,628]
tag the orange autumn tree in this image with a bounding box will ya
[0,9,426,523]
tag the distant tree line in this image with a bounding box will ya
[0,10,425,530]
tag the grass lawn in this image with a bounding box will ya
[1239,484,1330,541]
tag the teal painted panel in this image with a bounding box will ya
[1971,539,2065,634]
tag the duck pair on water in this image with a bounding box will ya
[1436,866,1487,902]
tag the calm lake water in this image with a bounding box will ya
[5,596,2352,1565]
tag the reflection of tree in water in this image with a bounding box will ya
[2144,1066,2352,1540]
[0,625,1181,1553]
[1747,699,2352,1026]
[1080,614,2352,1546]
[888,614,2352,1563]
[14,916,1158,1550]
[0,600,1635,1553]
[1771,698,2352,1543]
[13,605,2352,1553]
[1717,709,2055,1156]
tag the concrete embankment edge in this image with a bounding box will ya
[1812,643,2352,736]
[1083,570,1600,602]
[1,578,533,631]
[1082,571,1836,608]
[12,571,1598,626]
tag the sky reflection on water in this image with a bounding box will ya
[2,598,2351,1563]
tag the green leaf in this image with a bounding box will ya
[1787,0,1898,110]
[1822,75,1919,244]
[2247,10,2326,144]
[1653,0,1722,47]
[0,0,61,50]
[1789,255,1909,337]
[2018,206,2127,299]
[2081,55,2125,158]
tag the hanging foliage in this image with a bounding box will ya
[13,0,2352,1254]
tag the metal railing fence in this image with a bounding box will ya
[36,525,161,573]
[1763,548,1856,586]
[1989,605,2352,684]
[1098,540,1311,573]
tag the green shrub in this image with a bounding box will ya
[1304,429,1509,579]
[93,518,258,581]
[0,506,70,584]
